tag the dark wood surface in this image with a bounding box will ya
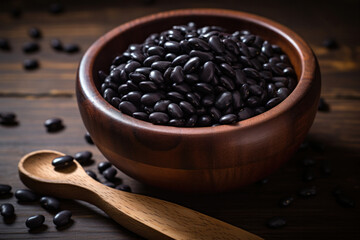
[0,0,359,239]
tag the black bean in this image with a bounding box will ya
[200,61,215,83]
[49,3,64,14]
[279,196,294,207]
[84,132,94,145]
[44,117,64,132]
[141,92,162,106]
[333,189,355,208]
[184,73,199,84]
[215,92,232,110]
[188,38,211,51]
[119,101,137,115]
[103,88,117,102]
[267,216,286,228]
[246,96,261,107]
[85,170,98,180]
[323,38,339,50]
[130,51,145,62]
[151,61,172,72]
[26,215,45,229]
[28,27,42,39]
[170,66,184,83]
[223,38,240,55]
[183,57,200,73]
[168,103,183,119]
[298,186,317,197]
[267,83,277,98]
[241,34,256,45]
[23,59,39,70]
[143,55,161,67]
[197,115,212,126]
[125,61,141,73]
[186,93,200,107]
[53,210,72,227]
[163,41,180,53]
[103,182,116,188]
[219,114,237,124]
[149,112,169,125]
[167,91,185,102]
[240,84,250,99]
[40,196,60,211]
[277,88,290,100]
[52,155,74,168]
[15,189,39,202]
[135,67,152,76]
[185,115,198,127]
[265,97,282,109]
[0,112,17,125]
[189,50,214,62]
[139,81,158,92]
[172,54,189,66]
[22,42,40,53]
[74,151,92,164]
[172,83,191,94]
[179,101,196,115]
[112,55,129,66]
[243,68,260,79]
[0,184,12,195]
[168,119,186,127]
[129,72,146,84]
[63,43,80,53]
[98,161,112,174]
[147,46,165,57]
[149,70,164,84]
[249,85,263,96]
[220,63,235,78]
[132,112,147,121]
[103,167,117,181]
[115,184,132,192]
[154,100,171,112]
[1,203,15,217]
[208,35,225,53]
[194,83,214,94]
[201,94,215,107]
[232,91,243,109]
[238,107,255,120]
[0,38,11,50]
[318,97,330,112]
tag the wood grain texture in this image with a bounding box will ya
[0,0,359,239]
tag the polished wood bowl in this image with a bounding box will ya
[76,9,321,193]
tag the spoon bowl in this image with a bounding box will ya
[19,150,263,240]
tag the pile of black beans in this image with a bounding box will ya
[99,22,297,127]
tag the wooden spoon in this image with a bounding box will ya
[18,150,263,240]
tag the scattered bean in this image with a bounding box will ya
[53,210,72,227]
[15,189,39,202]
[40,196,60,211]
[1,203,15,217]
[26,215,45,229]
[52,155,74,168]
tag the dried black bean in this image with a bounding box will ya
[26,215,45,229]
[246,96,261,107]
[1,203,15,217]
[200,61,215,83]
[132,112,148,121]
[179,101,196,115]
[267,216,286,228]
[115,184,132,192]
[197,115,212,126]
[185,73,199,84]
[188,38,210,51]
[0,112,17,125]
[44,117,64,132]
[167,91,185,102]
[52,155,74,168]
[63,43,80,53]
[183,57,200,73]
[265,97,282,109]
[23,59,39,70]
[151,61,172,72]
[143,55,161,67]
[219,76,235,91]
[215,92,232,110]
[0,184,12,195]
[170,66,184,83]
[141,93,162,106]
[189,50,214,62]
[15,189,39,202]
[40,196,60,211]
[154,100,171,112]
[74,151,92,164]
[279,196,294,207]
[53,210,72,227]
[277,87,290,100]
[149,70,164,84]
[147,46,165,57]
[185,115,198,127]
[103,182,116,188]
[318,97,330,112]
[119,101,137,115]
[323,38,339,50]
[186,93,200,107]
[84,132,94,145]
[238,107,255,120]
[103,167,117,181]
[172,83,191,94]
[194,83,214,94]
[208,35,225,53]
[168,103,183,119]
[149,112,169,125]
[23,42,40,53]
[168,119,186,127]
[85,170,98,180]
[103,88,117,102]
[98,161,112,173]
[172,54,189,66]
[219,114,237,124]
[28,27,42,39]
[139,81,158,92]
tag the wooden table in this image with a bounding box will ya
[1,0,359,239]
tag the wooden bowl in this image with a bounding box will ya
[76,9,321,193]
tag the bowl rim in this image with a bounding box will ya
[78,8,317,136]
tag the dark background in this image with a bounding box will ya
[0,0,359,239]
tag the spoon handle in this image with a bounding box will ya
[79,181,263,240]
